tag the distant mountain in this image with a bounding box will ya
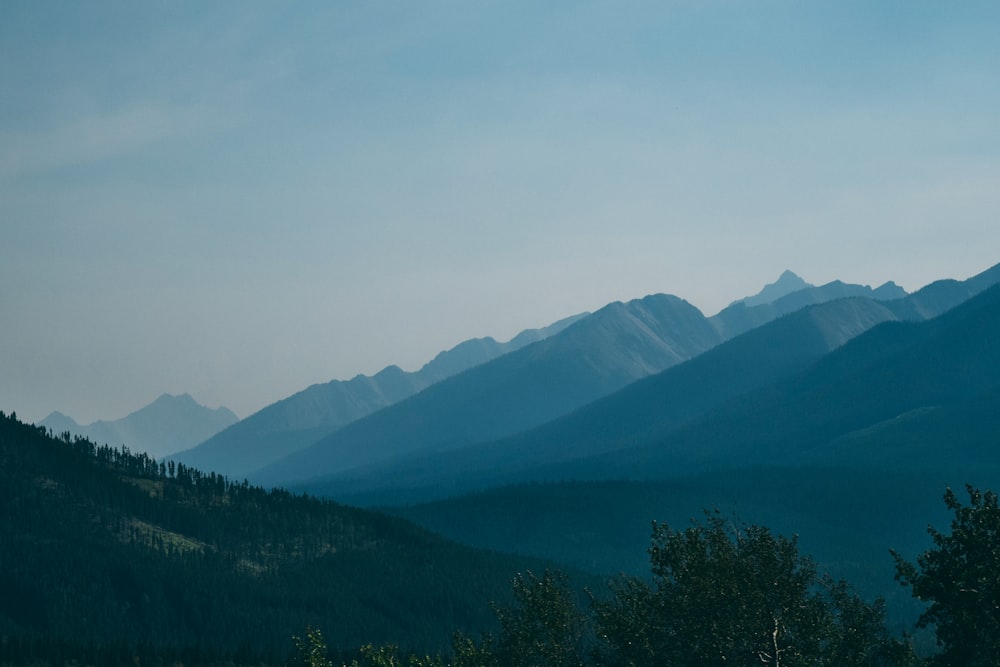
[730,269,813,308]
[172,313,586,478]
[253,272,913,490]
[379,267,1000,619]
[711,275,908,339]
[253,294,723,486]
[313,297,903,504]
[292,262,998,505]
[582,278,1000,480]
[38,394,237,459]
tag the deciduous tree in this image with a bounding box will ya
[893,484,1000,666]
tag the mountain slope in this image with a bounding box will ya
[253,294,725,486]
[255,272,921,490]
[578,280,1000,480]
[173,313,585,478]
[38,393,237,459]
[0,411,573,657]
[386,285,1000,608]
[292,263,997,505]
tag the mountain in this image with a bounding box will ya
[572,280,1000,481]
[730,269,813,308]
[380,270,1000,621]
[0,411,579,660]
[253,272,918,490]
[309,297,904,505]
[38,393,237,459]
[299,263,998,505]
[711,275,908,339]
[253,293,725,487]
[171,313,586,479]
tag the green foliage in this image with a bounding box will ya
[492,570,588,667]
[893,484,1000,666]
[292,627,335,667]
[593,513,911,667]
[306,514,914,666]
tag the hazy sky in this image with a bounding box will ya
[3,1,999,424]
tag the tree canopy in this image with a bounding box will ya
[893,485,1000,666]
[593,513,910,667]
[300,513,914,667]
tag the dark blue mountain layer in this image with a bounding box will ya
[254,272,924,489]
[297,262,999,505]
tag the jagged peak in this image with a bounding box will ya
[731,271,813,309]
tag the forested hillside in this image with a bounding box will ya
[0,412,569,664]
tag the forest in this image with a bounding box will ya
[293,486,1000,667]
[0,411,561,665]
[2,410,999,666]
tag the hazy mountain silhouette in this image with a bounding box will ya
[38,394,237,459]
[253,272,916,490]
[377,266,1000,612]
[586,278,1000,479]
[729,269,813,308]
[711,275,908,339]
[253,293,723,486]
[293,262,998,505]
[172,313,586,478]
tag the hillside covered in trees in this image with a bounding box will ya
[294,485,1000,666]
[4,408,1000,666]
[0,411,573,665]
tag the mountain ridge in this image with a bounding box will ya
[252,273,916,490]
[38,393,237,459]
[291,262,998,505]
[172,312,587,478]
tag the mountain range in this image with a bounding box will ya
[38,393,238,459]
[171,313,586,478]
[6,260,1000,659]
[299,263,997,505]
[371,267,1000,618]
[247,273,909,489]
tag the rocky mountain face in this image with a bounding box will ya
[38,394,238,459]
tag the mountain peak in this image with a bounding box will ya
[151,392,196,406]
[38,394,238,459]
[732,271,813,308]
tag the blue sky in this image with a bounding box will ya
[2,1,999,424]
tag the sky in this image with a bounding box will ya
[2,1,999,425]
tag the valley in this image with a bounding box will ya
[5,263,1000,665]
